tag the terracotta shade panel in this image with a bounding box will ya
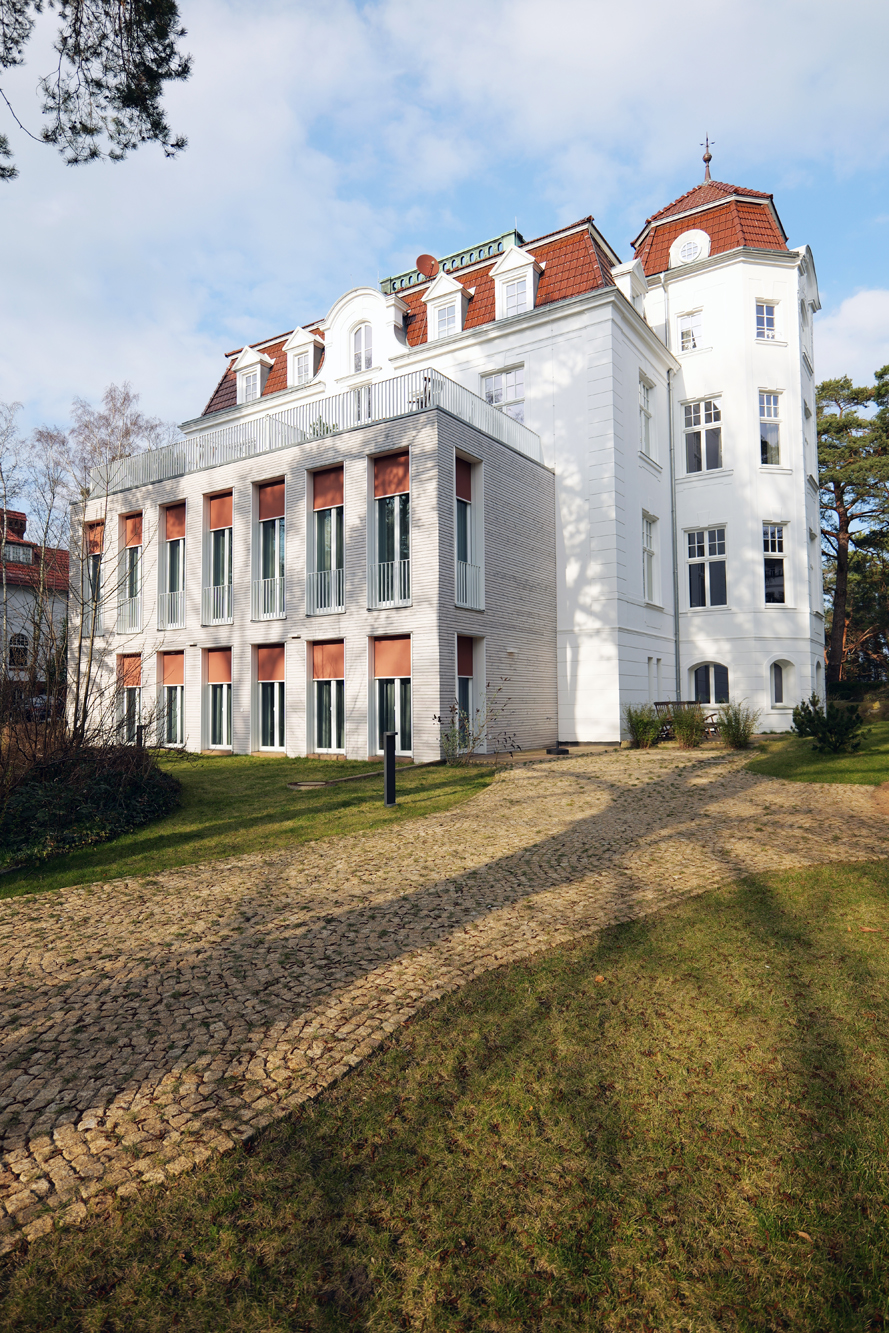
[373,452,410,498]
[456,457,472,502]
[207,648,232,683]
[124,514,142,547]
[313,640,344,680]
[117,653,141,687]
[257,644,285,681]
[165,504,186,540]
[162,651,184,686]
[374,636,410,678]
[258,482,285,521]
[208,493,233,529]
[457,636,474,677]
[313,466,344,510]
[85,521,104,555]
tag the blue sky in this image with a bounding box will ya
[2,0,888,436]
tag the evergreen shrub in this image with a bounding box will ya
[792,693,866,754]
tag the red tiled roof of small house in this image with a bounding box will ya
[0,510,69,592]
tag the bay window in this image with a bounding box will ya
[370,452,410,608]
[207,648,232,748]
[374,636,411,753]
[308,466,344,614]
[687,528,727,607]
[257,644,285,749]
[313,640,345,752]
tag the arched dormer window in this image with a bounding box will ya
[669,229,711,269]
[353,324,372,373]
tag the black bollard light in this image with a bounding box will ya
[383,730,396,807]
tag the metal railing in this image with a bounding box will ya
[157,589,186,629]
[202,583,233,625]
[306,567,345,615]
[368,559,410,608]
[116,596,141,633]
[456,561,483,609]
[252,576,285,620]
[90,368,543,497]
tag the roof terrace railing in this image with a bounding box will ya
[90,368,543,497]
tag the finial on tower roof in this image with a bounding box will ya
[701,135,713,182]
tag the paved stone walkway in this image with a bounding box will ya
[0,748,886,1249]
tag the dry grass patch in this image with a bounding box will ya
[1,859,888,1330]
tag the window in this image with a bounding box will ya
[3,543,31,564]
[763,524,786,603]
[437,303,456,338]
[207,649,232,748]
[678,312,702,352]
[353,324,372,372]
[313,641,344,752]
[161,504,186,629]
[371,453,410,607]
[255,482,285,620]
[118,513,142,632]
[504,278,527,317]
[639,378,653,455]
[457,635,474,745]
[694,663,729,704]
[756,302,776,340]
[772,661,784,705]
[294,350,311,385]
[642,516,657,603]
[483,368,524,424]
[759,392,781,465]
[309,467,344,614]
[8,632,27,669]
[687,528,727,607]
[684,400,722,473]
[257,645,285,749]
[161,652,184,746]
[679,239,701,263]
[117,654,141,743]
[374,636,411,753]
[206,493,233,624]
[242,371,259,402]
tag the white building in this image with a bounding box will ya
[73,166,823,757]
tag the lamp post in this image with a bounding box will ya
[383,731,396,807]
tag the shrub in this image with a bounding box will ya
[671,704,707,749]
[792,693,865,754]
[0,747,181,867]
[623,703,660,749]
[718,700,762,750]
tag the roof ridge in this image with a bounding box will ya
[642,179,772,228]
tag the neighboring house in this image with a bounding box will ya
[73,161,822,757]
[1,509,69,700]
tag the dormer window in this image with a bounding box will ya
[243,371,259,403]
[489,244,542,321]
[669,229,711,268]
[282,327,323,388]
[294,351,311,385]
[437,303,456,338]
[233,346,274,404]
[505,278,527,317]
[422,271,470,342]
[354,324,372,373]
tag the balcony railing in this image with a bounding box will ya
[202,583,233,625]
[368,559,410,608]
[306,568,345,615]
[91,367,543,497]
[116,596,141,633]
[456,561,483,610]
[158,589,186,629]
[252,576,285,620]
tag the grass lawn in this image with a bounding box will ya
[2,858,889,1331]
[747,719,889,785]
[0,754,494,901]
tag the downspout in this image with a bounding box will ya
[664,274,682,701]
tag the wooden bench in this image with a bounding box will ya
[653,701,721,740]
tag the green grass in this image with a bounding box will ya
[0,754,494,900]
[747,719,889,785]
[3,858,889,1331]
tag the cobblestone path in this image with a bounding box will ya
[1,749,886,1248]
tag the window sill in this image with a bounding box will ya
[644,601,665,611]
[682,605,731,614]
[335,366,383,387]
[677,468,734,483]
[638,451,662,471]
[754,337,788,348]
[759,465,793,475]
[675,345,713,358]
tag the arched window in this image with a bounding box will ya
[693,663,729,704]
[353,324,372,373]
[772,662,784,705]
[8,633,27,669]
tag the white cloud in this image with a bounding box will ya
[816,291,889,384]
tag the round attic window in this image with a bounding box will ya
[679,239,700,263]
[669,228,711,269]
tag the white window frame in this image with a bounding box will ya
[482,367,524,424]
[293,350,311,386]
[374,675,412,755]
[683,398,723,474]
[163,684,185,746]
[759,391,781,466]
[436,302,457,340]
[678,311,703,353]
[258,679,286,750]
[756,301,778,341]
[121,685,142,744]
[314,677,345,753]
[503,277,528,318]
[353,323,373,373]
[208,682,232,748]
[642,513,658,604]
[763,523,787,605]
[687,527,728,609]
[639,376,654,457]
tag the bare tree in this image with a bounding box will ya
[69,380,175,497]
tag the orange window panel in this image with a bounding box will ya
[165,504,186,540]
[258,482,285,521]
[257,644,285,681]
[124,514,142,547]
[313,640,344,679]
[161,652,184,685]
[373,452,409,497]
[207,648,232,683]
[374,636,410,677]
[313,466,344,509]
[117,653,141,687]
[208,493,233,529]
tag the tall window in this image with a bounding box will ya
[372,453,410,607]
[756,302,776,340]
[207,649,232,748]
[639,378,652,455]
[483,368,524,423]
[374,637,411,753]
[684,400,722,473]
[759,393,781,465]
[243,370,259,402]
[353,324,372,372]
[162,504,185,628]
[85,520,103,628]
[256,482,285,619]
[257,645,285,749]
[642,516,656,602]
[207,492,233,624]
[772,662,784,705]
[118,513,142,632]
[763,524,786,603]
[694,663,729,704]
[8,633,27,669]
[161,652,184,746]
[313,641,344,752]
[309,467,344,614]
[688,528,727,607]
[504,277,527,317]
[294,350,311,385]
[457,635,474,745]
[437,303,456,338]
[117,654,141,743]
[678,312,702,352]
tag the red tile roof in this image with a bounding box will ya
[200,224,616,418]
[632,181,788,277]
[1,510,68,593]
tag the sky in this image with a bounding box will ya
[2,0,889,437]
